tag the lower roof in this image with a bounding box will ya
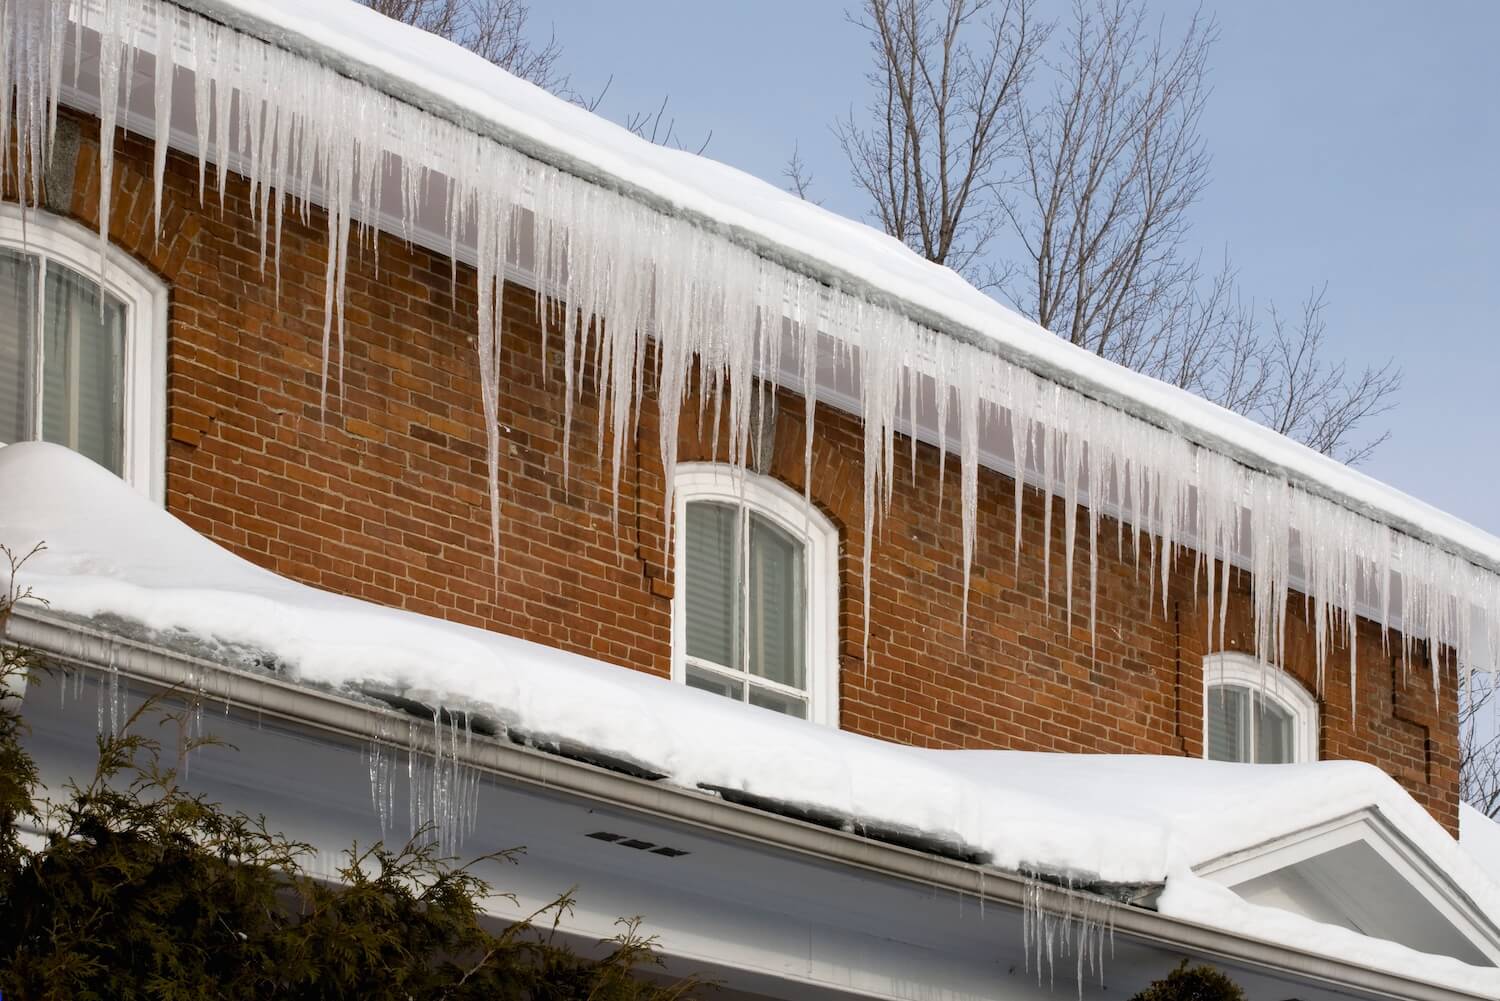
[3,441,1499,994]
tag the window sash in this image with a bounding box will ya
[0,246,127,475]
[0,247,36,446]
[682,498,810,709]
[684,659,809,719]
[1207,683,1299,764]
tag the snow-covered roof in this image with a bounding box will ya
[3,441,1500,993]
[1463,804,1500,888]
[8,1,1500,683]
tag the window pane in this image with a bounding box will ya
[0,248,36,445]
[41,263,126,475]
[1255,697,1295,764]
[748,513,805,689]
[749,685,807,719]
[686,663,744,701]
[1207,686,1247,762]
[684,502,741,670]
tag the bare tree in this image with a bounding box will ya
[835,0,1047,284]
[1255,287,1401,463]
[1007,0,1211,356]
[371,2,713,153]
[1462,677,1500,819]
[362,0,568,93]
[618,93,713,155]
[783,144,821,202]
[839,0,1402,461]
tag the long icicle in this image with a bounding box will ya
[6,0,1497,707]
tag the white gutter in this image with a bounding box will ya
[3,605,1489,1001]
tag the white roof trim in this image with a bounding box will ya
[1196,807,1500,966]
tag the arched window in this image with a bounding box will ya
[0,206,166,500]
[671,464,839,725]
[1204,653,1318,764]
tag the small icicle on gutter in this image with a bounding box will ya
[4,0,1499,705]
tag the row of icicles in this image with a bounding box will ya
[3,0,1498,708]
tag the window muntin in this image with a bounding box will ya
[0,207,164,499]
[672,466,837,726]
[1204,655,1317,764]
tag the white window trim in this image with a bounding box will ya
[0,204,167,503]
[1203,652,1319,763]
[671,464,839,726]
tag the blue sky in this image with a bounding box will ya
[534,1,1499,534]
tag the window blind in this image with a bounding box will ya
[1207,685,1246,761]
[1256,698,1294,764]
[0,248,35,445]
[684,501,741,670]
[42,264,125,474]
[684,499,810,710]
[749,515,805,689]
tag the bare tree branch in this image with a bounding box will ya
[1462,676,1500,819]
[839,0,1402,460]
[783,144,821,202]
[363,0,569,93]
[366,1,713,155]
[834,0,1047,286]
[620,96,713,155]
[1256,287,1401,464]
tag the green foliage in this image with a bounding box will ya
[1129,960,1246,1001]
[0,544,705,1001]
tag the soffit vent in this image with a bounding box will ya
[587,831,692,859]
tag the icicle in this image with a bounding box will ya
[958,360,980,636]
[1020,873,1117,999]
[150,4,175,238]
[93,0,130,289]
[14,0,1500,705]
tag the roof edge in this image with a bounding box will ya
[3,604,1492,1001]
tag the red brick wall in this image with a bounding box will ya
[26,111,1459,832]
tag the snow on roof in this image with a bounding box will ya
[1463,804,1500,888]
[3,441,1500,993]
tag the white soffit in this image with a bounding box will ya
[1196,809,1500,967]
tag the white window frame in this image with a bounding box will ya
[0,204,166,502]
[1203,652,1319,764]
[671,463,839,726]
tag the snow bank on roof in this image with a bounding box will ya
[3,442,1500,992]
[1463,804,1500,887]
